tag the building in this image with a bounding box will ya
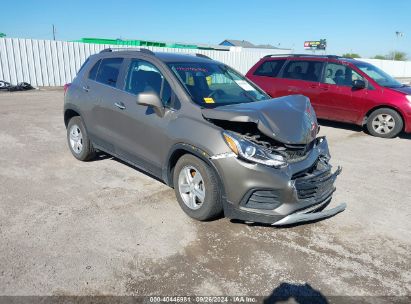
[220,39,284,50]
[220,39,256,48]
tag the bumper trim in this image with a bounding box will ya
[272,202,346,226]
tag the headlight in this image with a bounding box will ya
[223,131,287,168]
[406,95,411,104]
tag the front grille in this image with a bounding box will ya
[294,165,340,201]
[244,190,281,210]
[282,140,315,162]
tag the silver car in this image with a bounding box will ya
[64,48,346,226]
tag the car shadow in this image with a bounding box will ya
[318,119,411,139]
[90,151,166,184]
[230,215,334,229]
[399,132,411,139]
[318,119,364,133]
[264,282,329,304]
[91,153,113,161]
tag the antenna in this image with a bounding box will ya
[52,24,56,41]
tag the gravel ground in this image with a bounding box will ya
[0,90,410,301]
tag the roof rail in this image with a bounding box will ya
[263,53,344,59]
[99,47,155,56]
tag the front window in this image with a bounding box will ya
[322,62,364,86]
[124,59,172,106]
[354,62,402,88]
[168,62,269,107]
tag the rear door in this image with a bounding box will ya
[78,57,125,153]
[87,57,125,153]
[277,59,325,114]
[77,59,102,140]
[317,62,366,122]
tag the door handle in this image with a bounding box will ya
[288,86,299,93]
[114,102,126,110]
[82,85,90,92]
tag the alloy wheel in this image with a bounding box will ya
[372,114,395,135]
[178,165,206,210]
[69,124,83,154]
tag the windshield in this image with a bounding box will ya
[168,62,269,107]
[354,62,403,88]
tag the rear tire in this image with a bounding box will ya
[67,116,96,161]
[173,154,223,221]
[366,108,403,138]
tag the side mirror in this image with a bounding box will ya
[136,92,165,116]
[352,79,366,89]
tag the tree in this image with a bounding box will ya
[342,53,361,58]
[387,51,407,61]
[373,55,386,60]
[0,33,6,38]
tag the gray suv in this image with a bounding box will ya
[64,48,346,226]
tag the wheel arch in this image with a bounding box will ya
[163,144,226,199]
[64,108,81,128]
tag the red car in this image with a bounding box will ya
[246,54,411,138]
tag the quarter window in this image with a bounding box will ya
[323,63,364,86]
[88,59,101,80]
[282,60,323,82]
[254,60,285,77]
[95,58,123,87]
[125,60,172,106]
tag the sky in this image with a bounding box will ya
[1,0,410,58]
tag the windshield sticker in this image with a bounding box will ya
[235,80,255,91]
[203,97,215,104]
[176,67,208,73]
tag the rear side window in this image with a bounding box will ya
[95,58,124,87]
[88,60,101,80]
[282,60,323,82]
[254,60,285,77]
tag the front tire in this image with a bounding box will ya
[366,108,403,138]
[173,154,223,221]
[67,116,95,161]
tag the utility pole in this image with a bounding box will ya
[394,31,404,60]
[52,24,56,41]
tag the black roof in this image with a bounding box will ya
[263,53,359,62]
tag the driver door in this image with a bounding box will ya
[317,62,366,123]
[110,58,175,177]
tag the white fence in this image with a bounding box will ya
[359,58,411,79]
[1,38,411,87]
[0,38,281,87]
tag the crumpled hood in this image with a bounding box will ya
[202,95,319,144]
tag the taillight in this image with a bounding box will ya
[64,83,71,95]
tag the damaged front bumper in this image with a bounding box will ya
[211,137,345,225]
[272,200,346,226]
